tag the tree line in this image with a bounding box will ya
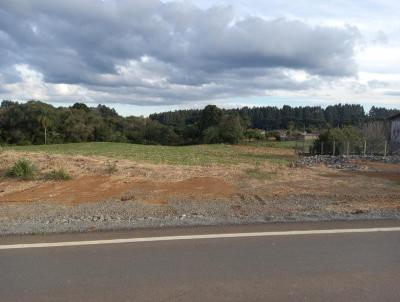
[151,104,399,132]
[0,100,398,146]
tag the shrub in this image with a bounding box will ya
[266,130,281,141]
[314,126,364,155]
[245,167,276,180]
[44,168,71,181]
[6,159,36,180]
[245,129,264,141]
[105,161,118,174]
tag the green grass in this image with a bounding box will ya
[4,142,293,166]
[43,168,72,181]
[241,140,315,150]
[5,159,36,180]
[245,167,277,180]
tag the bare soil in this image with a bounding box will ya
[0,175,236,205]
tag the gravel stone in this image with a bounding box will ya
[0,197,399,236]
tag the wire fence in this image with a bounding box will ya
[294,139,393,157]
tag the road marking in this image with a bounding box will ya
[1,227,400,250]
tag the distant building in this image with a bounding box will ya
[389,113,400,154]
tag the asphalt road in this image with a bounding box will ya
[1,220,399,302]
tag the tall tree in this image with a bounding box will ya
[39,113,51,145]
[200,105,222,131]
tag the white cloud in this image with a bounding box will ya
[0,0,399,110]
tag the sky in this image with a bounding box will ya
[0,0,399,116]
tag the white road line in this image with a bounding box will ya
[1,227,400,250]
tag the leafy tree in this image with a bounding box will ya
[202,126,221,144]
[39,110,51,144]
[72,103,90,112]
[368,106,400,120]
[219,114,244,144]
[314,126,364,155]
[286,121,296,136]
[200,105,222,131]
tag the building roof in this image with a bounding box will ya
[388,112,400,120]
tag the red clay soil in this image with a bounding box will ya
[0,176,237,205]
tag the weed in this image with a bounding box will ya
[245,167,277,180]
[6,159,36,180]
[105,161,118,174]
[44,168,71,181]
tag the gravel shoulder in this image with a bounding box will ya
[1,199,400,236]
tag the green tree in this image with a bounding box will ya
[202,126,221,144]
[39,112,51,144]
[315,126,364,155]
[286,121,296,136]
[219,114,244,144]
[200,105,222,131]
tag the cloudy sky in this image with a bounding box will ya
[0,0,399,115]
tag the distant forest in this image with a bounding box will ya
[0,100,398,146]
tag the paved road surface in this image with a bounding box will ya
[1,220,399,301]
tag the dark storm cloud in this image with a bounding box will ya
[0,0,360,104]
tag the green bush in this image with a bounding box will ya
[266,130,281,141]
[314,126,364,155]
[6,159,36,180]
[245,129,264,140]
[44,168,71,181]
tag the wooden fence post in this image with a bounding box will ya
[363,140,366,157]
[384,140,387,158]
[333,140,336,156]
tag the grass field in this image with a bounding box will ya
[3,142,296,166]
[241,140,315,150]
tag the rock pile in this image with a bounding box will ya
[297,155,400,169]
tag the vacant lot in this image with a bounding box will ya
[0,142,399,234]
